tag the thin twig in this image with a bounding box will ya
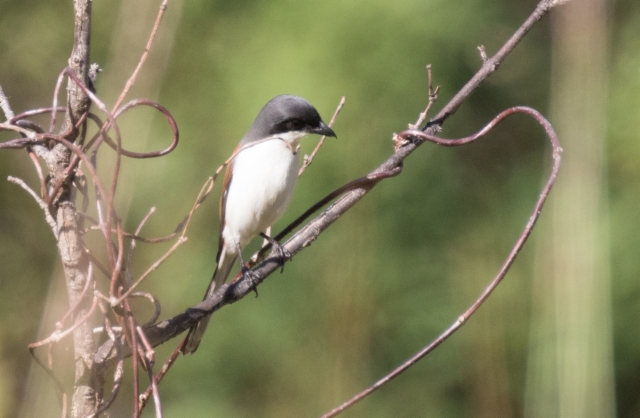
[321,106,562,417]
[6,106,66,125]
[138,343,183,415]
[126,207,157,286]
[299,96,346,176]
[122,297,141,417]
[136,327,162,418]
[131,292,162,327]
[428,0,562,127]
[109,221,125,301]
[26,147,49,199]
[86,224,179,243]
[89,302,124,418]
[409,64,440,130]
[112,0,170,113]
[28,345,67,408]
[91,291,160,342]
[60,394,68,418]
[7,176,58,238]
[0,84,15,120]
[50,68,67,132]
[477,45,488,63]
[85,248,111,279]
[111,237,187,306]
[109,99,180,159]
[46,111,91,211]
[29,295,99,349]
[180,176,215,239]
[136,327,155,370]
[65,68,124,271]
[74,175,89,222]
[145,365,163,418]
[0,136,43,149]
[0,122,38,139]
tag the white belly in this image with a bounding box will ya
[222,139,300,250]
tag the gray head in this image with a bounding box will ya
[241,95,336,145]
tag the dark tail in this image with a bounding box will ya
[182,248,237,354]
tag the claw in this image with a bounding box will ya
[241,266,259,297]
[260,233,292,273]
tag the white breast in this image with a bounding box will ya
[222,136,301,250]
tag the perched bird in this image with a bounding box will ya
[182,95,336,354]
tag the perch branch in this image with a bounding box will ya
[95,0,566,367]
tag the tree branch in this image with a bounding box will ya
[53,1,102,417]
[0,84,15,120]
[94,0,566,369]
[429,0,565,128]
[321,107,562,417]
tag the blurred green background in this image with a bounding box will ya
[0,0,637,417]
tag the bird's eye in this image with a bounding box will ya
[286,119,304,131]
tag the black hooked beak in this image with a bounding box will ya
[313,121,337,138]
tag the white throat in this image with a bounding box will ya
[267,130,309,155]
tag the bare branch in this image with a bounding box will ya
[131,292,162,328]
[107,99,180,159]
[138,344,183,415]
[0,122,39,140]
[7,176,58,238]
[55,2,102,416]
[26,148,49,200]
[112,0,170,112]
[96,0,564,370]
[321,107,562,417]
[111,237,187,306]
[180,176,215,239]
[136,327,162,418]
[0,84,15,120]
[112,175,211,305]
[126,207,157,285]
[429,0,564,128]
[50,68,67,132]
[2,1,180,416]
[477,45,488,63]
[299,96,346,176]
[88,301,124,418]
[408,64,440,131]
[29,295,99,349]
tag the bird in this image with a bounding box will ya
[182,95,337,354]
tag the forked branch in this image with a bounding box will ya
[99,0,566,362]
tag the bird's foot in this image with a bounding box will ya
[260,233,292,273]
[271,241,292,273]
[241,266,260,297]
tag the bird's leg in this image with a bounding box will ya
[236,243,259,297]
[259,232,292,273]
